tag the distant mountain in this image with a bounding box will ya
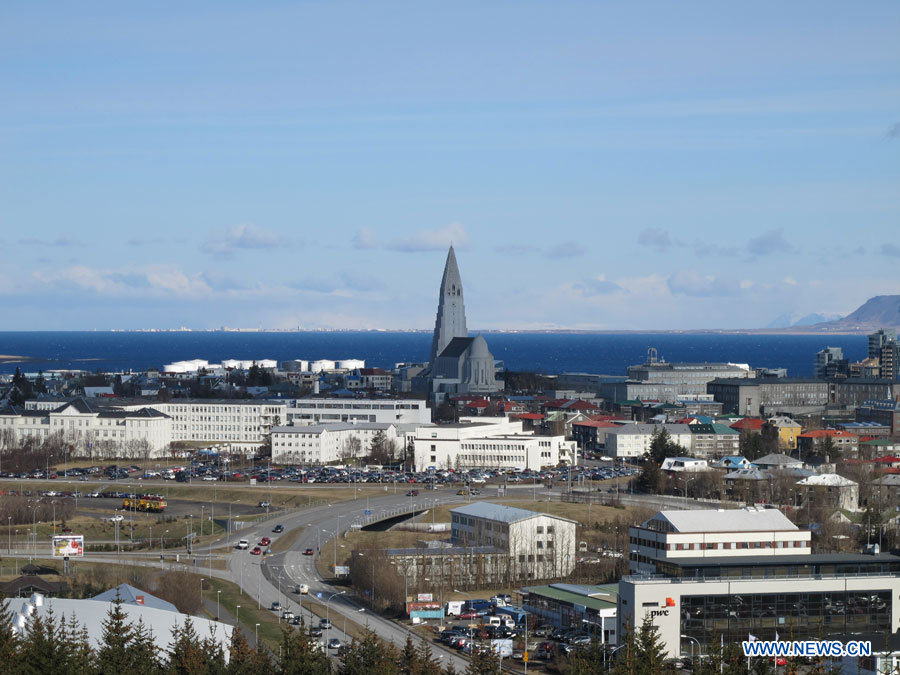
[802,295,900,333]
[765,312,840,329]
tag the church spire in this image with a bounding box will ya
[429,246,468,363]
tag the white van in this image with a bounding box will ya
[236,539,249,550]
[446,600,465,616]
[488,616,516,629]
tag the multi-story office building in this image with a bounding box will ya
[815,347,849,378]
[450,502,577,580]
[270,422,402,464]
[605,424,692,459]
[412,417,573,471]
[620,508,900,659]
[625,352,753,398]
[856,399,900,435]
[869,329,899,380]
[285,398,430,426]
[0,399,171,457]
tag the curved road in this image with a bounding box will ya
[225,487,472,670]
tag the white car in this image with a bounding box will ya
[104,515,124,523]
[296,584,309,595]
[236,539,249,550]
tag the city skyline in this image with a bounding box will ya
[1,2,898,331]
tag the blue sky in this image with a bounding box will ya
[1,2,898,331]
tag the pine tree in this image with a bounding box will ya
[19,608,67,675]
[277,623,330,675]
[0,596,19,668]
[416,641,442,675]
[399,636,420,675]
[60,612,94,675]
[96,598,136,674]
[463,646,498,675]
[632,614,666,674]
[131,619,163,675]
[226,627,258,675]
[338,630,397,675]
[167,617,208,675]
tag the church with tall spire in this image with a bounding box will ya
[414,246,503,401]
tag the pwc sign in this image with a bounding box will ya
[649,597,676,619]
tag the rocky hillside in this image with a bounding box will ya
[806,295,900,332]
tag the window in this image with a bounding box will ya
[536,526,544,534]
[546,526,554,534]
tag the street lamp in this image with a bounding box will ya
[236,604,241,628]
[325,591,346,634]
[255,623,260,647]
[216,590,221,622]
[681,634,701,664]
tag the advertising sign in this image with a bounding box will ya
[405,601,441,615]
[52,535,84,558]
[333,565,350,576]
[417,593,433,602]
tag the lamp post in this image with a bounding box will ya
[255,623,260,647]
[200,505,205,538]
[217,590,221,622]
[236,604,241,628]
[680,474,696,507]
[7,516,10,554]
[325,591,346,635]
[681,634,701,664]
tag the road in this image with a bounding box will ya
[224,488,473,670]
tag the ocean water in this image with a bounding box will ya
[0,331,869,378]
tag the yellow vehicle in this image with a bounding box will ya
[122,495,167,512]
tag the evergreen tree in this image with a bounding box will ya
[226,628,258,675]
[560,639,607,675]
[277,623,330,675]
[399,636,420,675]
[60,613,94,675]
[648,427,673,465]
[338,630,397,675]
[0,597,19,668]
[632,615,666,673]
[19,608,67,675]
[167,617,208,675]
[415,641,442,675]
[131,619,163,675]
[96,597,136,674]
[463,646,498,675]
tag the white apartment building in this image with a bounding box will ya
[0,399,171,457]
[270,422,401,464]
[152,400,286,451]
[9,398,287,455]
[450,502,577,579]
[605,423,692,459]
[412,417,574,471]
[628,507,811,576]
[285,398,431,426]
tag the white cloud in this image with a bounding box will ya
[784,276,798,286]
[388,223,469,252]
[352,227,378,250]
[636,227,676,252]
[747,228,796,256]
[667,269,740,297]
[200,224,288,258]
[573,274,623,297]
[33,264,212,297]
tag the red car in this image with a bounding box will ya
[251,546,262,555]
[303,548,315,556]
[458,611,479,619]
[259,537,271,546]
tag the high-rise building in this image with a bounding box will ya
[869,329,899,380]
[815,346,848,378]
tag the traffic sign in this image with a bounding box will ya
[364,509,371,516]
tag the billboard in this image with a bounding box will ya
[52,535,84,558]
[333,565,350,576]
[417,593,433,602]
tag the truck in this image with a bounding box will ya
[465,599,493,614]
[494,605,527,627]
[122,495,167,512]
[446,600,465,616]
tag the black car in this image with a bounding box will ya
[272,524,284,533]
[308,626,323,637]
